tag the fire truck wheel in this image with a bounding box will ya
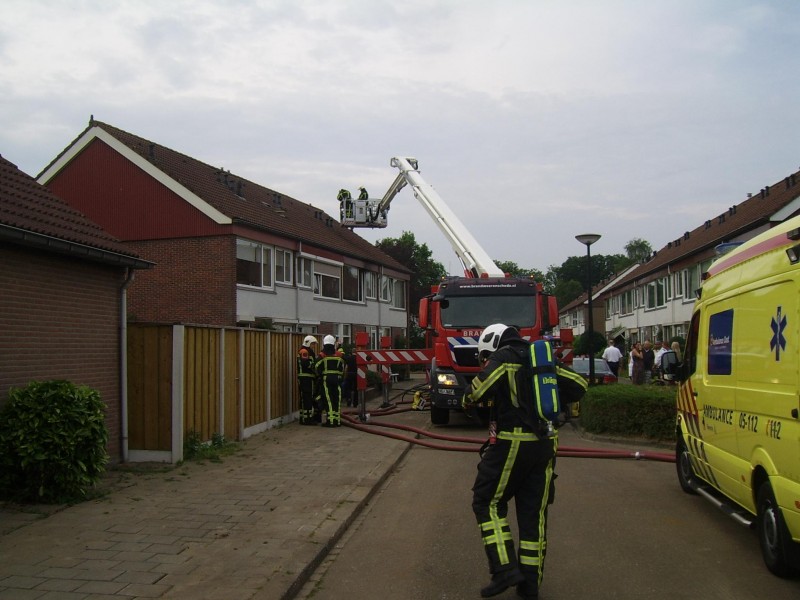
[756,481,798,577]
[676,437,697,495]
[430,405,450,425]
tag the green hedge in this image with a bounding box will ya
[0,380,109,503]
[579,384,677,442]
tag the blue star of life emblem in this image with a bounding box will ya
[770,306,787,361]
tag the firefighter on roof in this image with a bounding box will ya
[316,335,345,427]
[297,335,318,425]
[464,324,586,599]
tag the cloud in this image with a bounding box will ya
[2,0,800,272]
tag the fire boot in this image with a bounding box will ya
[480,568,524,598]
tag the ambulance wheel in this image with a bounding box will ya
[430,405,450,425]
[756,481,798,577]
[676,438,697,495]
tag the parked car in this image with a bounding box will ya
[570,357,618,384]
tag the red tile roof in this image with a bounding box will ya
[612,168,800,288]
[0,154,150,267]
[53,121,409,274]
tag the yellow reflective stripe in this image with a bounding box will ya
[556,365,588,390]
[497,430,539,441]
[507,363,521,407]
[485,436,520,565]
[471,363,507,400]
[520,540,543,551]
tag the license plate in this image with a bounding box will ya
[439,388,455,395]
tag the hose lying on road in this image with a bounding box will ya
[341,412,676,462]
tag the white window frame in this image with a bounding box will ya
[313,261,342,300]
[380,274,393,303]
[236,239,274,289]
[392,278,406,309]
[342,265,363,303]
[275,248,293,285]
[297,257,313,288]
[364,271,377,299]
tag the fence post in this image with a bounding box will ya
[172,324,185,464]
[218,328,225,438]
[238,329,245,440]
[266,331,272,423]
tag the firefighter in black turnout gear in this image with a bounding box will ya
[464,324,587,598]
[297,335,318,425]
[315,335,345,427]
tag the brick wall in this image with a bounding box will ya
[0,244,126,461]
[125,235,236,326]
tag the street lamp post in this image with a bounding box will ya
[576,234,602,384]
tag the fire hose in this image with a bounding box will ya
[340,409,676,463]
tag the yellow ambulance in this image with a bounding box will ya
[675,216,800,576]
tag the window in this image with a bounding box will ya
[297,257,313,288]
[364,271,377,299]
[343,265,363,302]
[620,290,632,314]
[392,279,406,309]
[683,266,701,300]
[380,275,393,303]
[673,271,683,298]
[645,279,667,309]
[338,324,352,348]
[236,239,273,288]
[314,261,341,299]
[276,249,292,284]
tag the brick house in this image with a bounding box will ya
[0,155,152,461]
[561,166,800,353]
[37,120,411,347]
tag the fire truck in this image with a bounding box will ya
[342,157,567,424]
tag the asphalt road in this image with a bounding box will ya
[299,410,800,600]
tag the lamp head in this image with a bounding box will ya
[576,233,602,247]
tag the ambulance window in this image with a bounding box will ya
[684,311,700,376]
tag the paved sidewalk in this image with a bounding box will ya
[0,394,415,600]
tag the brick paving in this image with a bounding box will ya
[0,396,413,600]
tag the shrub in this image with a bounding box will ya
[579,384,677,442]
[0,380,109,503]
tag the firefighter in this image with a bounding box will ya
[315,335,346,427]
[297,335,318,425]
[464,324,587,599]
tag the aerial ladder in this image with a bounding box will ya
[338,156,505,278]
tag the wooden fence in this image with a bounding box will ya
[127,324,302,463]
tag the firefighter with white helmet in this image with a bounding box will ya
[297,335,319,425]
[315,335,345,427]
[465,324,586,598]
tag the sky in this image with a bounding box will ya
[2,0,800,276]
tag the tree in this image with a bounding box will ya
[625,238,653,263]
[375,231,446,318]
[493,260,545,284]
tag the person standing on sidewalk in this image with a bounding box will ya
[642,340,656,383]
[297,335,318,425]
[316,335,345,427]
[464,324,587,599]
[601,339,623,377]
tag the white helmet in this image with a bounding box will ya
[478,323,510,359]
[303,335,317,346]
[323,335,336,346]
